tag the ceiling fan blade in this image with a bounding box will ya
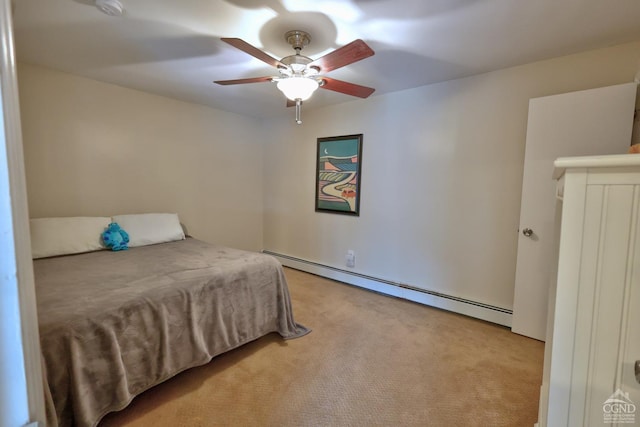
[214,76,273,85]
[310,39,374,73]
[221,38,285,68]
[320,77,375,98]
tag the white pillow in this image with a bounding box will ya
[30,217,111,259]
[111,213,185,247]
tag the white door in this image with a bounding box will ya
[511,82,637,341]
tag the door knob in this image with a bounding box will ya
[522,228,534,237]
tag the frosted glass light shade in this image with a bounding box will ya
[277,77,319,101]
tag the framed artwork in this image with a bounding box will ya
[315,134,363,216]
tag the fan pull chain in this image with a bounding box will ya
[295,99,302,125]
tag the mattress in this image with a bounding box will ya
[34,238,309,427]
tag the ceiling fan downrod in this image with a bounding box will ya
[285,30,311,52]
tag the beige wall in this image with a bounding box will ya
[18,63,264,251]
[18,40,640,311]
[262,40,640,310]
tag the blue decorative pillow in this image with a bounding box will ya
[101,222,130,251]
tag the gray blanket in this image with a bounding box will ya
[34,238,309,427]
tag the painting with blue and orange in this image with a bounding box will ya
[316,134,362,215]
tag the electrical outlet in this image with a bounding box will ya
[346,250,355,268]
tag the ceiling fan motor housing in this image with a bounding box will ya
[280,31,319,77]
[280,54,317,75]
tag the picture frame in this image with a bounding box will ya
[315,134,363,216]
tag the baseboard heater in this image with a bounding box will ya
[264,251,512,328]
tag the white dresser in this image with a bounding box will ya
[537,154,640,426]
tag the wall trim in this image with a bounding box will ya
[264,251,513,327]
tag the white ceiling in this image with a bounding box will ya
[13,0,640,120]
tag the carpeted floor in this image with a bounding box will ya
[101,267,544,427]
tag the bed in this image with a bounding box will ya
[33,234,309,427]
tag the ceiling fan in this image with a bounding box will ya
[214,30,375,124]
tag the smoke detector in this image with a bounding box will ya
[95,0,124,17]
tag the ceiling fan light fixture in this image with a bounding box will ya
[304,66,320,76]
[277,77,319,101]
[277,66,292,77]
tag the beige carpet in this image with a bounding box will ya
[101,267,544,427]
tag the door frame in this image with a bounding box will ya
[0,0,46,424]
